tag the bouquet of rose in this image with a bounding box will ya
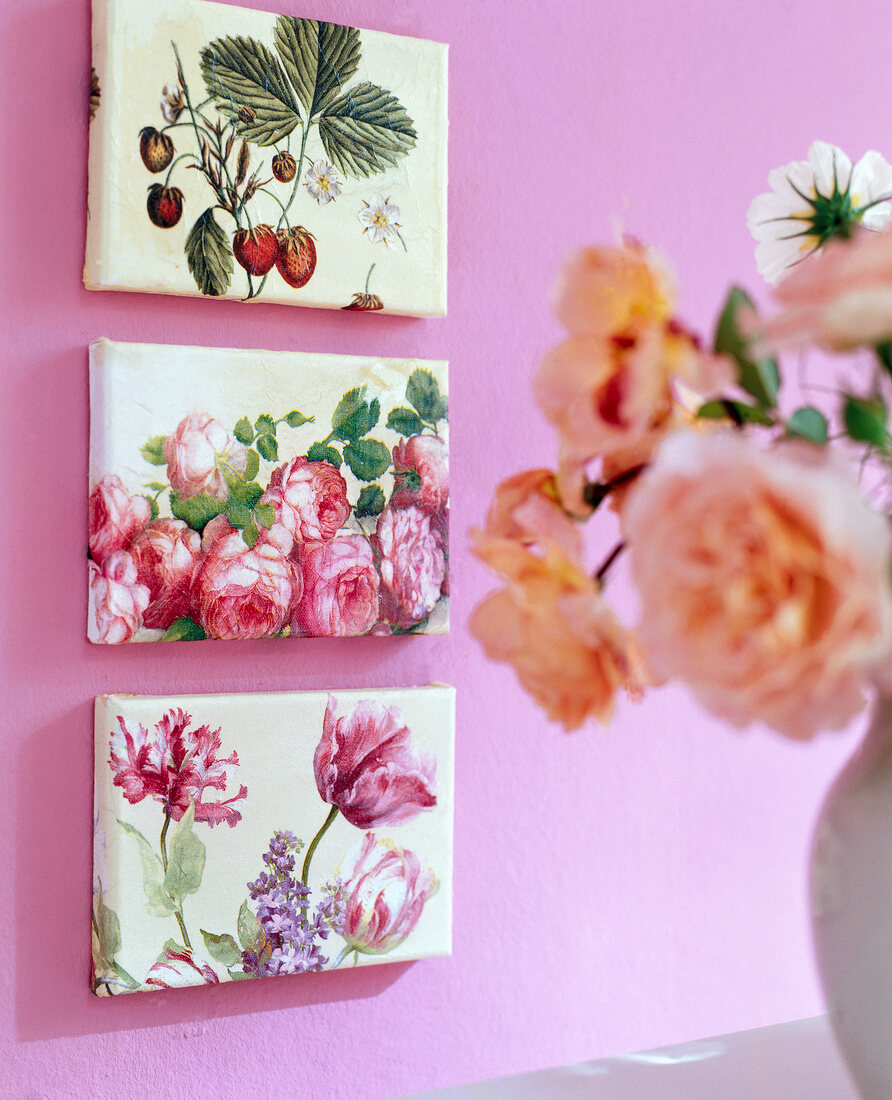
[88,369,448,643]
[472,141,892,741]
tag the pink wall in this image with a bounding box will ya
[1,0,886,1095]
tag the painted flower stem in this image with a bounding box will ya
[365,263,376,295]
[331,944,354,969]
[160,810,171,873]
[301,804,339,885]
[175,910,193,950]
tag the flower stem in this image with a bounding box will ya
[301,805,339,885]
[331,944,353,969]
[175,909,192,950]
[365,263,376,295]
[160,810,171,873]
[595,541,626,586]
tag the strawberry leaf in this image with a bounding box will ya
[186,209,233,297]
[319,83,417,179]
[274,17,361,119]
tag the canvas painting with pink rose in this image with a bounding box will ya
[92,686,454,995]
[88,339,449,643]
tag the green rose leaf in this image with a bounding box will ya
[237,899,265,953]
[254,502,276,529]
[141,435,168,466]
[200,35,302,146]
[163,801,206,904]
[406,369,448,423]
[786,406,829,444]
[169,490,226,534]
[284,409,313,428]
[243,448,260,482]
[162,617,207,642]
[144,481,168,492]
[185,208,234,298]
[319,83,417,179]
[201,929,244,968]
[234,417,255,445]
[307,442,342,467]
[256,433,279,461]
[118,821,175,917]
[695,399,775,426]
[713,286,780,408]
[255,413,277,436]
[241,518,260,548]
[844,394,889,446]
[226,500,255,529]
[343,438,391,481]
[147,496,160,521]
[386,407,425,436]
[332,386,380,442]
[355,483,385,516]
[230,481,265,509]
[274,17,361,119]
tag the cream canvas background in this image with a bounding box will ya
[89,337,450,638]
[94,685,455,990]
[85,0,448,316]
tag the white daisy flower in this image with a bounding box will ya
[747,141,892,284]
[304,160,342,205]
[357,193,402,244]
[160,84,184,124]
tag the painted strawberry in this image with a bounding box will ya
[232,225,279,276]
[275,227,317,288]
[139,127,174,173]
[272,151,297,183]
[342,292,384,312]
[146,184,184,228]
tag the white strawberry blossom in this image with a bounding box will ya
[358,194,402,245]
[304,160,342,205]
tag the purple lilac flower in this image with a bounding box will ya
[242,831,346,977]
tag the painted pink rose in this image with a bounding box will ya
[129,518,202,630]
[144,943,220,989]
[261,457,350,542]
[391,435,449,512]
[340,833,438,955]
[292,536,380,637]
[88,475,152,565]
[88,551,150,644]
[109,706,247,826]
[192,517,301,641]
[625,430,892,739]
[314,694,437,829]
[374,505,447,630]
[164,412,248,501]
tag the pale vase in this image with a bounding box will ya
[810,695,892,1099]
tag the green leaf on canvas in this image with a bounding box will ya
[201,930,244,968]
[243,448,260,482]
[185,208,234,297]
[355,483,385,516]
[343,438,390,481]
[307,442,342,467]
[169,490,225,534]
[254,502,276,529]
[256,433,279,461]
[163,802,206,903]
[274,17,361,119]
[284,409,313,428]
[255,414,277,437]
[319,82,417,178]
[200,35,302,146]
[237,899,265,953]
[118,821,175,917]
[241,518,260,548]
[144,481,168,492]
[406,369,447,423]
[234,417,255,446]
[713,286,780,408]
[225,500,255,529]
[141,436,168,466]
[94,894,122,962]
[786,406,829,444]
[332,386,380,442]
[386,407,425,436]
[162,617,206,642]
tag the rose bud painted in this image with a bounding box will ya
[89,474,152,565]
[340,833,439,956]
[276,226,317,288]
[146,184,184,228]
[232,224,279,276]
[144,943,220,989]
[128,518,202,630]
[314,695,437,829]
[272,151,297,183]
[139,126,175,173]
[392,434,449,513]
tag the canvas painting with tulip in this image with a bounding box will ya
[85,0,448,317]
[92,686,454,994]
[88,339,449,643]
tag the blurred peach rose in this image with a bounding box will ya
[129,518,202,630]
[164,412,248,501]
[192,517,301,641]
[625,431,892,739]
[88,551,150,644]
[535,321,731,472]
[479,468,583,558]
[89,475,151,565]
[292,535,380,637]
[470,542,641,730]
[760,228,892,351]
[262,457,350,543]
[551,241,675,337]
[391,434,449,513]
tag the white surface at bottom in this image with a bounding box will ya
[403,1017,856,1099]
